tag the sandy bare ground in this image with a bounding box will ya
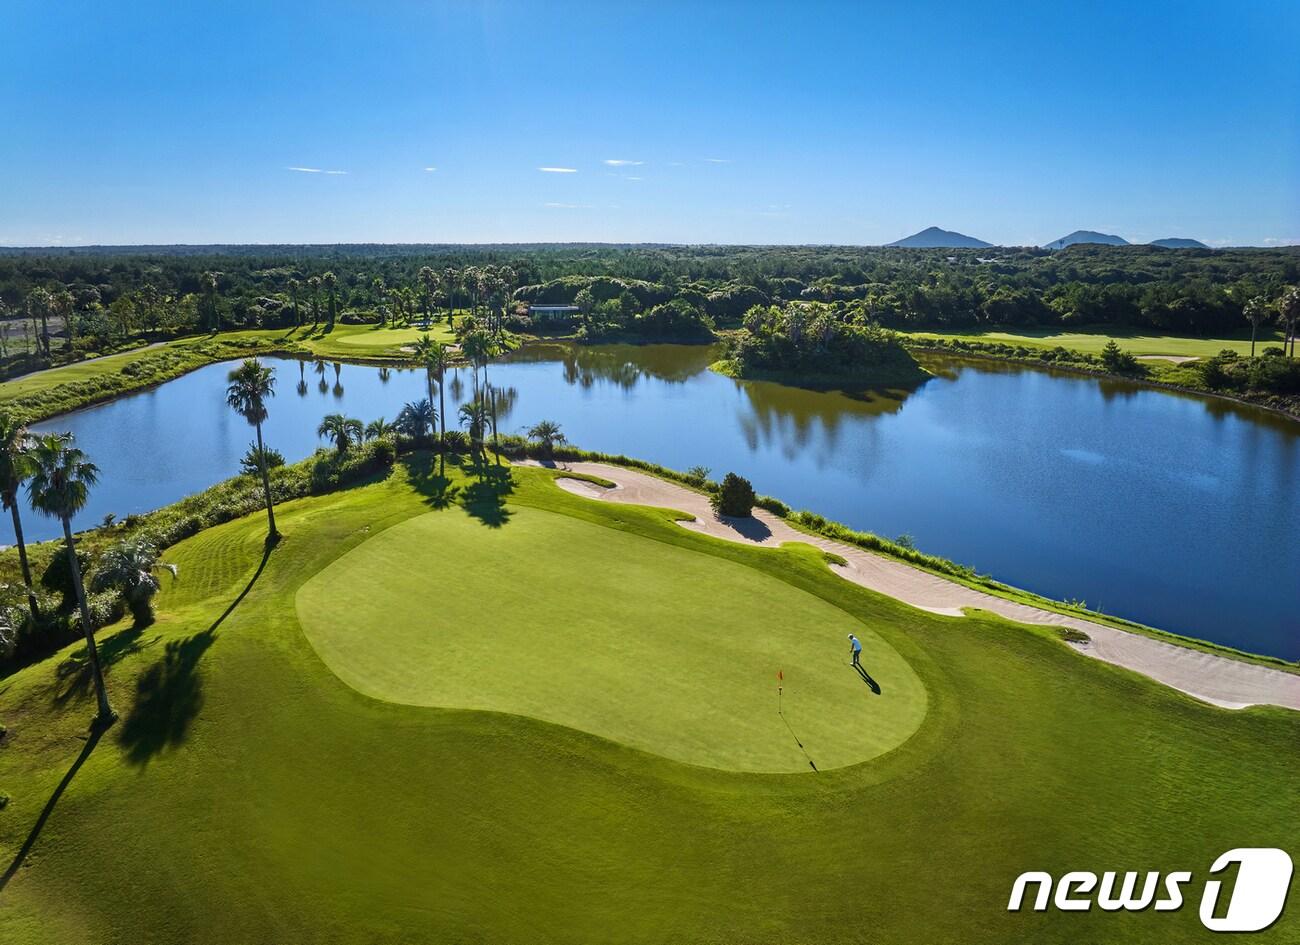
[1135,354,1200,363]
[524,461,1300,711]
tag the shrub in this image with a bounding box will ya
[441,429,469,453]
[711,472,756,517]
[240,442,286,477]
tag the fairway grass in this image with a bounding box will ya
[297,506,924,771]
[897,325,1283,358]
[1,458,1297,944]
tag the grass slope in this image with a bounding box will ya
[297,505,924,772]
[0,458,1296,944]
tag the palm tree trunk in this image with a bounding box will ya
[1250,324,1257,359]
[9,502,40,619]
[255,422,279,540]
[438,371,447,465]
[484,360,500,463]
[62,517,113,722]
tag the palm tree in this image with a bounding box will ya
[307,275,322,328]
[322,271,339,330]
[225,359,280,542]
[1243,295,1271,360]
[365,417,394,441]
[396,399,434,441]
[412,334,451,453]
[418,267,436,327]
[287,277,302,327]
[296,359,308,396]
[90,537,176,625]
[459,400,490,465]
[1279,286,1300,358]
[371,276,387,325]
[0,410,41,618]
[526,419,567,459]
[200,271,220,332]
[318,413,363,454]
[27,287,52,357]
[26,433,113,722]
[443,266,460,323]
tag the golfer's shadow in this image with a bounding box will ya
[852,663,882,695]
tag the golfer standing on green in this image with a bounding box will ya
[848,633,863,667]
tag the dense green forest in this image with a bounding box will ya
[1,244,1297,395]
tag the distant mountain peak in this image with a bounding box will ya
[1149,237,1209,249]
[887,226,992,249]
[1044,230,1129,250]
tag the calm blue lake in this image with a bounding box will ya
[11,343,1300,660]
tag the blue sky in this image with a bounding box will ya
[2,0,1297,247]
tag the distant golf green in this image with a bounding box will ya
[298,507,924,771]
[897,325,1281,358]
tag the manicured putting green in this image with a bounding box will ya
[296,506,926,772]
[329,324,453,351]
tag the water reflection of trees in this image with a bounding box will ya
[734,377,914,462]
[508,342,718,391]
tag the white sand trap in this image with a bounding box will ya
[528,462,1300,711]
[1136,354,1200,363]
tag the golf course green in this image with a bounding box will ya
[1,457,1296,944]
[297,506,925,771]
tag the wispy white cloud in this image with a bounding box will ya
[703,158,731,164]
[538,166,578,173]
[423,166,437,172]
[287,166,348,175]
[624,176,643,181]
[603,159,643,167]
[1262,236,1299,246]
[543,201,592,209]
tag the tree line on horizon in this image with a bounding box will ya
[0,244,1297,370]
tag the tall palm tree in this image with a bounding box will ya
[225,359,280,542]
[318,414,363,454]
[322,271,338,330]
[26,433,113,722]
[200,271,220,333]
[412,334,451,453]
[418,267,436,327]
[371,276,387,325]
[0,410,41,618]
[307,275,322,328]
[1279,285,1300,358]
[442,266,459,323]
[27,287,52,357]
[287,277,302,327]
[1243,295,1271,360]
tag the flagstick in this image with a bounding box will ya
[778,685,782,715]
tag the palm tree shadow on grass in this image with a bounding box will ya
[117,542,274,766]
[51,623,161,708]
[460,465,514,528]
[403,452,461,509]
[0,723,105,893]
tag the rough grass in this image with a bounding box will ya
[297,505,924,772]
[0,459,1296,944]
